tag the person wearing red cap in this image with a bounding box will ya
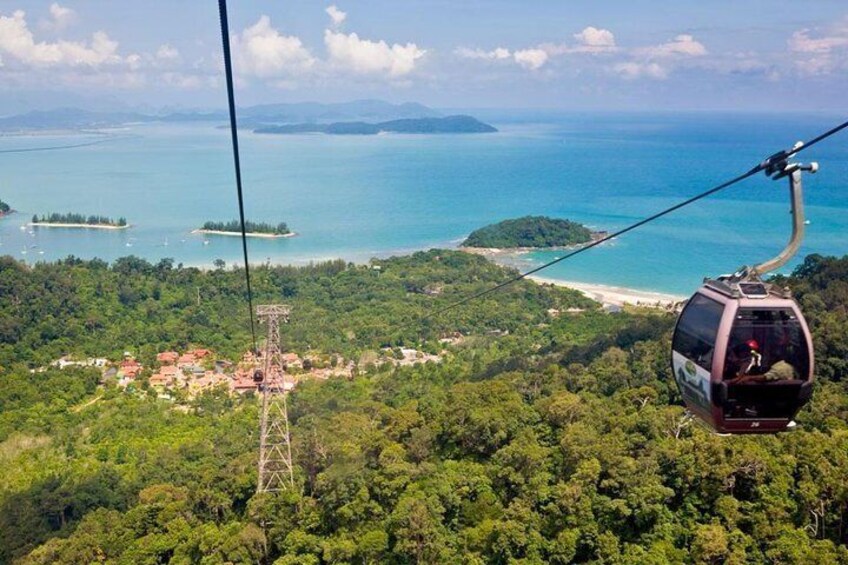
[727,339,763,383]
[729,338,798,384]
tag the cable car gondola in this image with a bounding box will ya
[671,156,817,434]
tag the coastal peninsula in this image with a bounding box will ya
[30,212,129,230]
[255,115,497,136]
[194,220,295,239]
[459,216,676,308]
[461,216,596,250]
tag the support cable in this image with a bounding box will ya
[218,0,258,352]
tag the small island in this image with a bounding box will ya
[30,212,129,229]
[255,115,497,136]
[461,216,598,250]
[194,220,295,239]
[0,198,11,218]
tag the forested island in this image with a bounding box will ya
[196,220,293,238]
[462,215,595,248]
[1,250,848,562]
[30,212,128,229]
[255,115,497,136]
[0,198,10,216]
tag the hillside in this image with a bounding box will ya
[255,115,497,135]
[462,216,594,248]
[1,252,848,563]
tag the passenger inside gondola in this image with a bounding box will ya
[726,339,763,382]
[723,308,809,418]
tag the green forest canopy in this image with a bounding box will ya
[32,213,126,226]
[202,220,291,235]
[1,252,848,563]
[462,216,594,248]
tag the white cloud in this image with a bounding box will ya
[50,3,74,25]
[572,26,616,52]
[156,44,179,61]
[458,25,615,72]
[326,5,347,27]
[614,61,667,79]
[789,29,848,54]
[610,34,704,80]
[40,2,76,31]
[539,26,617,56]
[640,34,706,58]
[513,48,548,70]
[455,46,511,60]
[787,23,848,75]
[232,15,315,78]
[0,10,123,67]
[324,29,424,76]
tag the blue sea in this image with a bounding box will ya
[1,112,847,294]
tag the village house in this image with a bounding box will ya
[149,373,173,390]
[177,353,196,368]
[118,358,143,379]
[156,351,179,364]
[147,365,179,389]
[230,373,258,395]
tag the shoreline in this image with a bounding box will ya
[462,245,574,258]
[458,243,684,309]
[29,222,129,230]
[529,275,685,309]
[192,229,297,239]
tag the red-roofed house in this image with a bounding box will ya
[149,365,180,390]
[177,353,196,368]
[160,365,179,378]
[230,374,258,394]
[149,372,174,389]
[157,351,179,364]
[188,348,211,359]
[119,358,143,379]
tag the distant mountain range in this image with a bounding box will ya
[0,100,446,132]
[254,115,497,136]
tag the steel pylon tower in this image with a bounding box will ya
[256,304,295,492]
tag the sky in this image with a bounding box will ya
[0,0,847,113]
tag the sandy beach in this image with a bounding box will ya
[192,229,297,239]
[29,222,129,230]
[529,275,685,309]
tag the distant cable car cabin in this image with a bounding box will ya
[671,154,817,433]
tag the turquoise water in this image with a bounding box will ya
[1,112,847,294]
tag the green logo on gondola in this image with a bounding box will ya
[685,360,696,377]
